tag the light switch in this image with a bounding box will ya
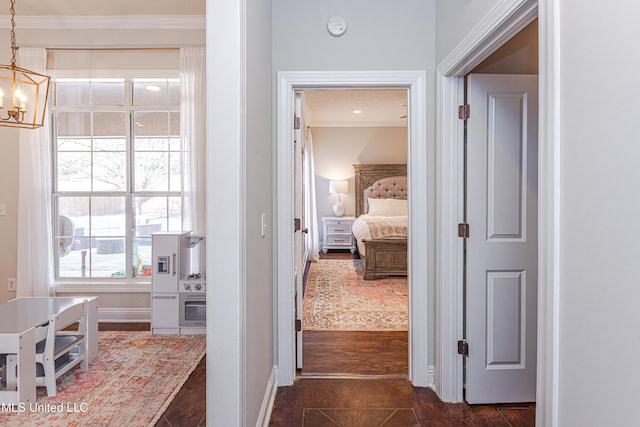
[261,213,267,237]
[0,203,5,216]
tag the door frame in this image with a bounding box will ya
[276,70,429,387]
[436,0,560,424]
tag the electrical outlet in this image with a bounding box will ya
[8,278,16,292]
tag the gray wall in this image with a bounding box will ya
[273,0,438,365]
[435,0,537,64]
[557,2,640,425]
[245,0,274,423]
[207,0,273,424]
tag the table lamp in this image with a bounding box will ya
[329,180,348,217]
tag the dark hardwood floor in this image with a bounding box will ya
[301,331,408,377]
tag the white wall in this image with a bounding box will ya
[557,1,640,425]
[312,126,407,229]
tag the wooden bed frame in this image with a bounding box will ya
[353,164,408,280]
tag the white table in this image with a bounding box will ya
[0,297,98,405]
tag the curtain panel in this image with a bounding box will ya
[180,47,206,236]
[16,48,55,297]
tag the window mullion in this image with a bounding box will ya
[52,77,181,284]
[125,81,134,279]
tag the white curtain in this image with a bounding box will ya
[304,127,321,262]
[180,47,206,235]
[16,48,54,297]
[180,47,206,274]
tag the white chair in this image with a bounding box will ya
[6,301,88,397]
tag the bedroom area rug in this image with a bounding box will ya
[303,259,408,331]
[0,331,205,427]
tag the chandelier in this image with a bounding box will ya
[0,0,50,129]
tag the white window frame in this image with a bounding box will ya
[51,74,181,292]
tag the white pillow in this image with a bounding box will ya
[367,198,408,216]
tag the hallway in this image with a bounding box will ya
[268,378,535,426]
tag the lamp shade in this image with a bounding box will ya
[329,180,348,194]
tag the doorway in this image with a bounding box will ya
[297,88,410,377]
[276,71,429,387]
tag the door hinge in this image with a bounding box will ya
[458,223,470,238]
[457,340,469,356]
[294,115,301,130]
[458,104,470,120]
[295,319,302,332]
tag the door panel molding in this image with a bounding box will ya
[486,270,526,368]
[486,92,528,242]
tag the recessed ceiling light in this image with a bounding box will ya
[145,85,162,92]
[353,109,362,114]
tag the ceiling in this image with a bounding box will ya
[303,89,408,127]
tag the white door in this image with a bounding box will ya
[465,74,538,404]
[294,91,304,369]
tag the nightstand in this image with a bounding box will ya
[321,216,356,253]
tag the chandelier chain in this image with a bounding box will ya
[9,0,16,68]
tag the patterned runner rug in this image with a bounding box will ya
[303,259,408,331]
[0,331,205,426]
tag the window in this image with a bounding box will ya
[52,78,182,282]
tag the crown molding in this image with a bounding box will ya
[0,15,205,30]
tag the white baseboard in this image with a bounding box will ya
[258,367,278,427]
[98,307,150,323]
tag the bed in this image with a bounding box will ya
[352,164,408,280]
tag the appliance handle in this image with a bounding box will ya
[153,295,177,299]
[172,253,177,276]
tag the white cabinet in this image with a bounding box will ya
[151,294,180,334]
[151,233,191,293]
[322,216,356,253]
[151,232,190,334]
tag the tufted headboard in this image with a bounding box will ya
[353,164,408,218]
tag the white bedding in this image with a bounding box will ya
[352,214,408,256]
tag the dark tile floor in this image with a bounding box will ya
[269,378,536,426]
